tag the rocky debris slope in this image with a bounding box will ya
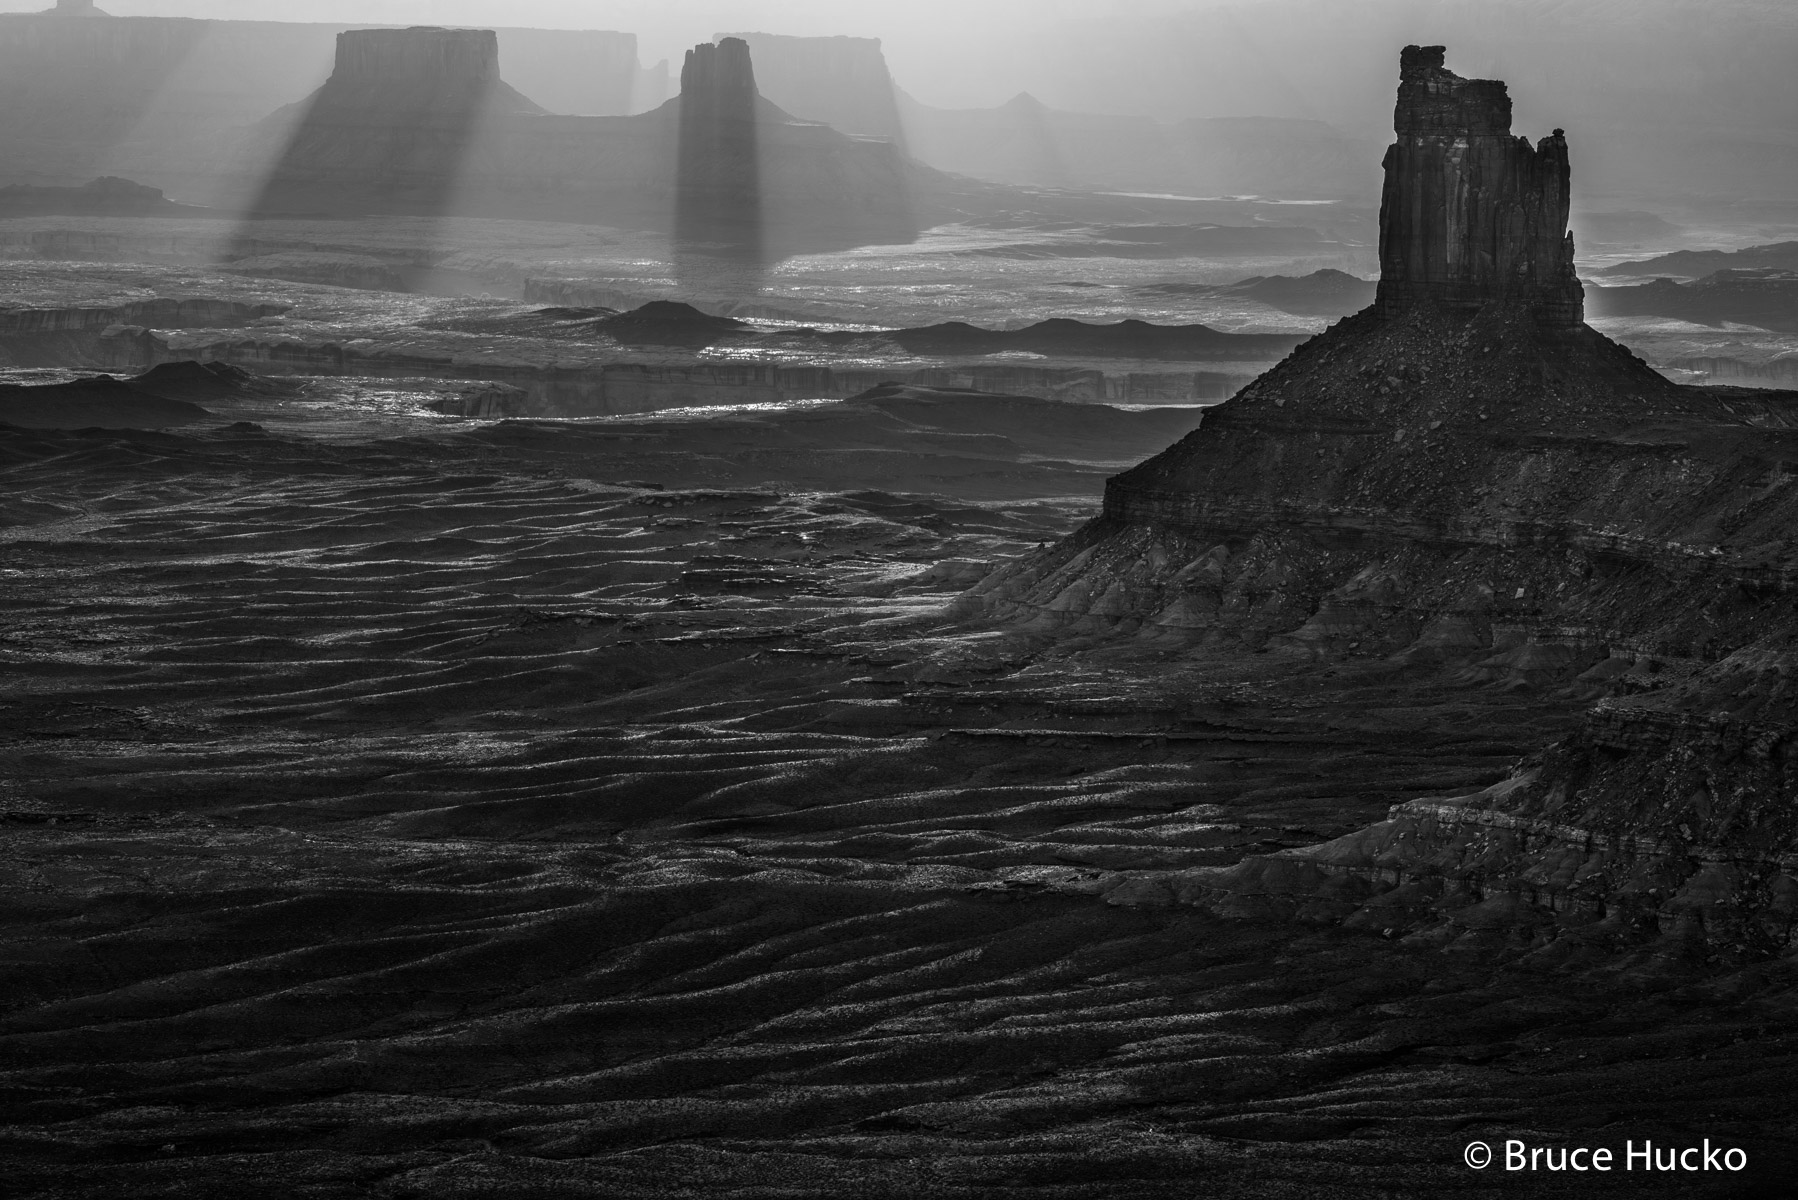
[960,46,1798,970]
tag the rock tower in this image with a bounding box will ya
[675,38,763,251]
[1375,45,1583,326]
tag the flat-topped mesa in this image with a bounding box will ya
[334,27,499,86]
[246,26,543,217]
[1375,45,1583,326]
[313,28,539,119]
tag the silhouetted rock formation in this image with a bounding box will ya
[1375,45,1582,326]
[959,47,1798,965]
[45,0,107,16]
[718,32,904,143]
[674,37,762,252]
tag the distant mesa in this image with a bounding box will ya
[45,0,108,15]
[238,27,933,256]
[1376,45,1582,326]
[0,176,202,217]
[716,31,1372,200]
[888,317,1303,361]
[481,300,1300,362]
[717,32,905,143]
[1145,269,1378,318]
[248,27,543,217]
[1585,267,1798,333]
[1596,239,1798,280]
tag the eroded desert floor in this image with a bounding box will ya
[4,392,1795,1198]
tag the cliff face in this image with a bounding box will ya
[959,47,1798,968]
[1375,45,1582,326]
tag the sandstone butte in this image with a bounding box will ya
[244,27,935,254]
[960,45,1798,969]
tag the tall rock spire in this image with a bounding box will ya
[1375,45,1583,326]
[674,37,763,253]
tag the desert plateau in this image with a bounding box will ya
[4,2,1798,1197]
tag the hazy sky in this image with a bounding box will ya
[5,0,1794,137]
[4,0,1172,69]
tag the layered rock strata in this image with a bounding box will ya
[960,47,1798,968]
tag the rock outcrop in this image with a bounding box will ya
[674,37,762,251]
[1375,45,1582,326]
[959,46,1798,970]
[249,28,543,217]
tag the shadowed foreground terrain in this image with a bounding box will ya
[2,384,1796,1198]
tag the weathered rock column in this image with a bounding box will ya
[675,37,763,253]
[1374,44,1583,326]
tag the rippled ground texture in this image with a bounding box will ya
[4,405,1797,1197]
